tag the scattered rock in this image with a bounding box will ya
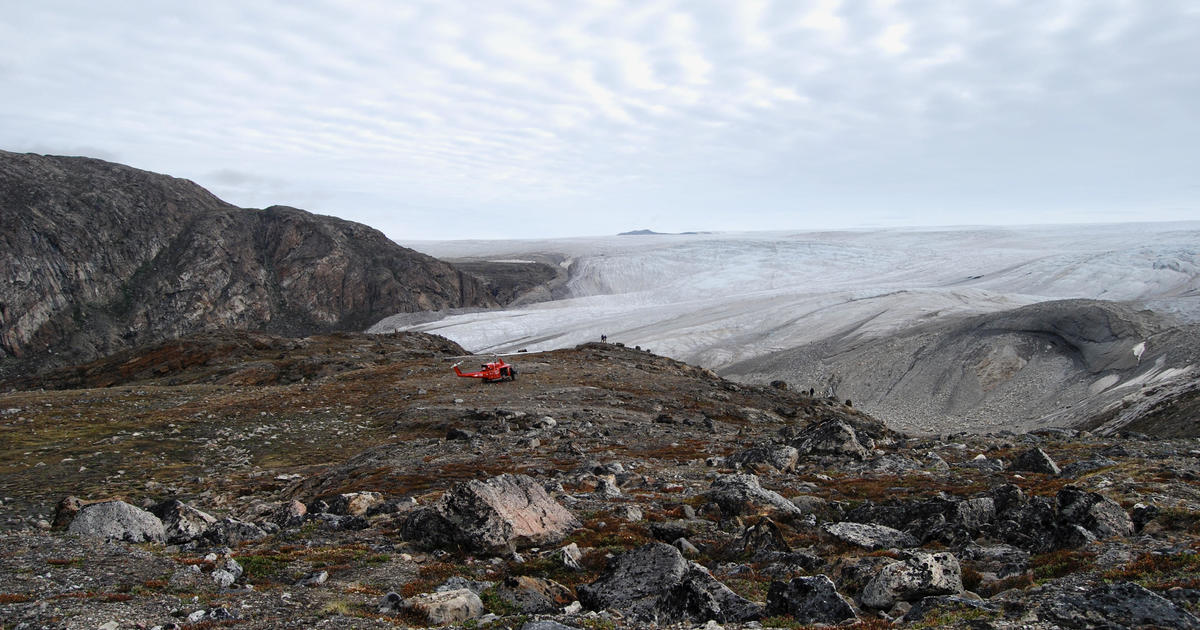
[402,473,580,553]
[203,517,268,545]
[763,575,857,624]
[67,500,165,544]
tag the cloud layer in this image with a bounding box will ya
[2,1,1197,239]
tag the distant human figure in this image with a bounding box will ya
[601,334,607,343]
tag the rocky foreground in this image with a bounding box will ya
[1,333,1198,629]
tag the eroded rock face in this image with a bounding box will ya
[861,552,964,609]
[402,474,580,553]
[0,150,496,372]
[764,575,857,624]
[67,501,165,544]
[577,543,762,624]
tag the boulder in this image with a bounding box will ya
[151,499,217,544]
[861,552,964,609]
[1011,447,1061,475]
[383,588,483,625]
[791,419,871,459]
[1055,487,1134,543]
[823,522,917,550]
[493,575,574,614]
[764,575,857,624]
[704,474,804,520]
[727,445,799,472]
[577,542,762,624]
[67,500,165,544]
[402,473,580,553]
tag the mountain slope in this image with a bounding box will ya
[722,299,1200,435]
[0,150,496,373]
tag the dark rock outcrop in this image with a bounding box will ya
[0,150,496,373]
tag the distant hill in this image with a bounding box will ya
[618,229,711,235]
[0,150,497,375]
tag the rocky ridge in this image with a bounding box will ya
[1,334,1198,628]
[0,150,499,377]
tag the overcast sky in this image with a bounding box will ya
[3,1,1197,240]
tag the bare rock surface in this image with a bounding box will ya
[0,150,497,375]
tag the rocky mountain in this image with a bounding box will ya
[1,333,1198,628]
[723,299,1200,437]
[0,150,497,376]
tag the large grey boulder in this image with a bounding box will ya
[402,473,580,553]
[151,499,217,544]
[823,522,917,550]
[577,542,762,624]
[861,552,964,609]
[704,474,804,520]
[1056,487,1134,543]
[764,575,857,624]
[67,500,165,544]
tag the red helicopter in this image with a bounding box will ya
[452,357,517,382]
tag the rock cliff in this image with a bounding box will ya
[0,150,495,374]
